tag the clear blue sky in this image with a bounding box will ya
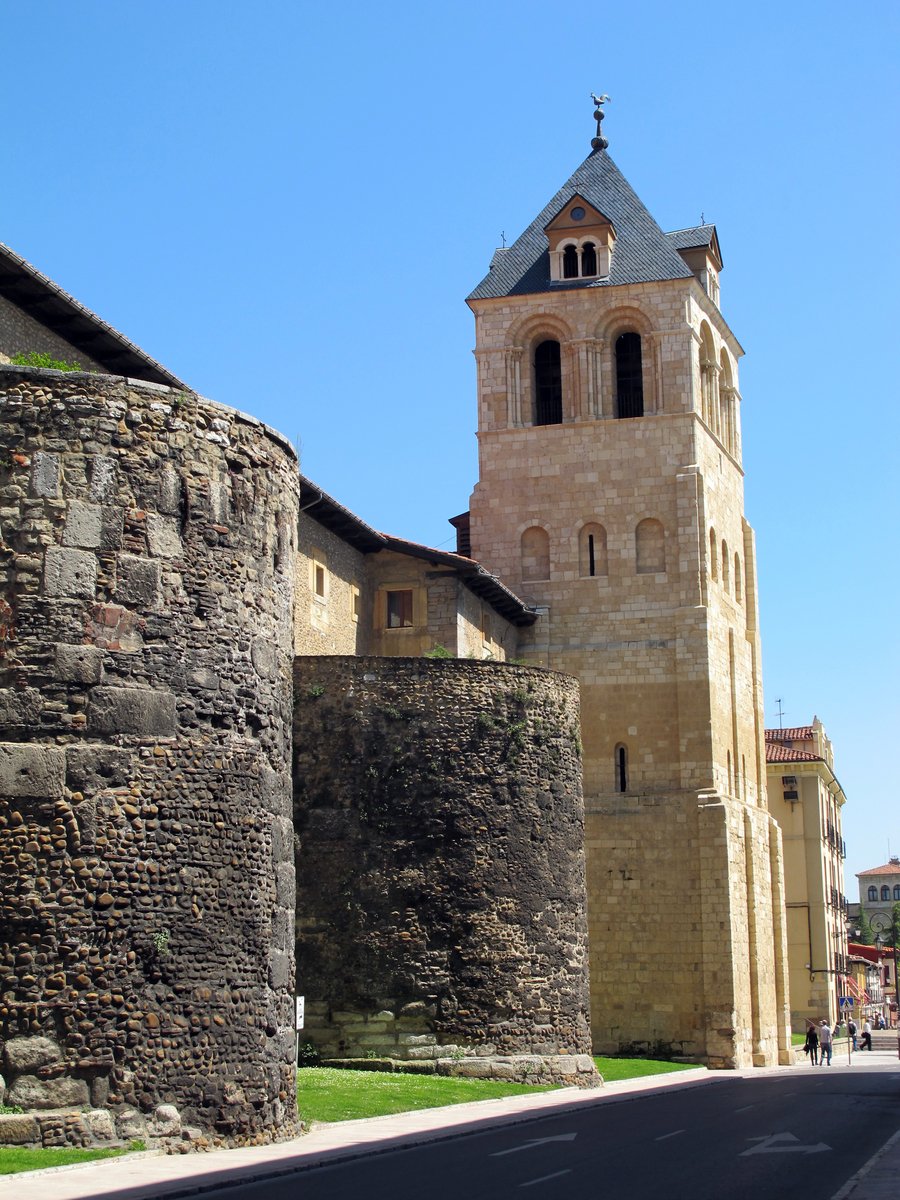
[4,1,898,890]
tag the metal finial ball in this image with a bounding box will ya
[593,109,604,122]
[591,136,608,151]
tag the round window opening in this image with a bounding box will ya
[570,206,586,221]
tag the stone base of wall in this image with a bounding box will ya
[0,1099,301,1152]
[0,1102,205,1151]
[319,1053,601,1089]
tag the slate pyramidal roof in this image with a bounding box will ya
[468,148,715,301]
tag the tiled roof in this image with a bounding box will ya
[0,241,188,388]
[380,534,537,627]
[468,150,694,301]
[765,726,816,742]
[666,224,717,251]
[858,861,900,877]
[765,744,822,764]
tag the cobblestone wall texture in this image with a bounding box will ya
[293,656,593,1064]
[0,366,299,1142]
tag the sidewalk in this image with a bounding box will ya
[8,1051,899,1200]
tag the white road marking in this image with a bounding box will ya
[741,1132,831,1157]
[492,1134,577,1157]
[520,1170,573,1188]
[654,1129,686,1141]
[735,1105,755,1112]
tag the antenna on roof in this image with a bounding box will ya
[590,93,610,152]
[501,231,506,248]
[701,212,705,225]
[775,698,785,729]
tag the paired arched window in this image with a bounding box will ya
[521,526,550,581]
[721,540,730,592]
[882,885,891,901]
[615,332,644,418]
[561,241,598,279]
[579,523,608,577]
[636,518,665,574]
[709,528,718,580]
[534,340,562,425]
[615,744,628,792]
[734,553,742,603]
[869,886,878,901]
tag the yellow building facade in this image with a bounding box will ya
[765,720,849,1029]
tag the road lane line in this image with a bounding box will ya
[735,1105,755,1112]
[654,1130,686,1141]
[520,1170,572,1188]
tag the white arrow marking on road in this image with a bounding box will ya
[741,1133,831,1157]
[492,1134,578,1157]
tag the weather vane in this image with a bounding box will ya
[590,93,610,151]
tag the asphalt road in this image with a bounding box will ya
[204,1059,900,1200]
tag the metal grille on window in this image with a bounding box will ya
[615,332,644,418]
[534,340,562,425]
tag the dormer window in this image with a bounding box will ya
[545,194,616,282]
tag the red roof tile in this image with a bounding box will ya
[857,861,900,877]
[765,744,821,764]
[764,726,815,742]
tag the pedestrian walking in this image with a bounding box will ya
[819,1019,833,1065]
[860,1018,873,1051]
[804,1023,819,1065]
[848,1017,858,1051]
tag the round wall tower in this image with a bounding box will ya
[0,367,299,1142]
[293,656,597,1087]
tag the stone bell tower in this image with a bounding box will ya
[465,101,791,1068]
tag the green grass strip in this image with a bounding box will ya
[297,1067,555,1123]
[594,1056,696,1081]
[0,1145,130,1175]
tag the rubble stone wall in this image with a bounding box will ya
[0,367,299,1142]
[293,655,595,1081]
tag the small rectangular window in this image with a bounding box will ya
[314,563,326,598]
[386,589,414,628]
[351,585,361,622]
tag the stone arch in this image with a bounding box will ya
[577,521,608,577]
[721,539,730,592]
[521,525,550,581]
[507,313,576,427]
[699,321,718,431]
[635,518,666,574]
[596,306,656,416]
[709,527,718,580]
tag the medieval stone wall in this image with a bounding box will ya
[293,656,596,1084]
[0,367,299,1142]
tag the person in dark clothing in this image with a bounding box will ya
[804,1023,819,1064]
